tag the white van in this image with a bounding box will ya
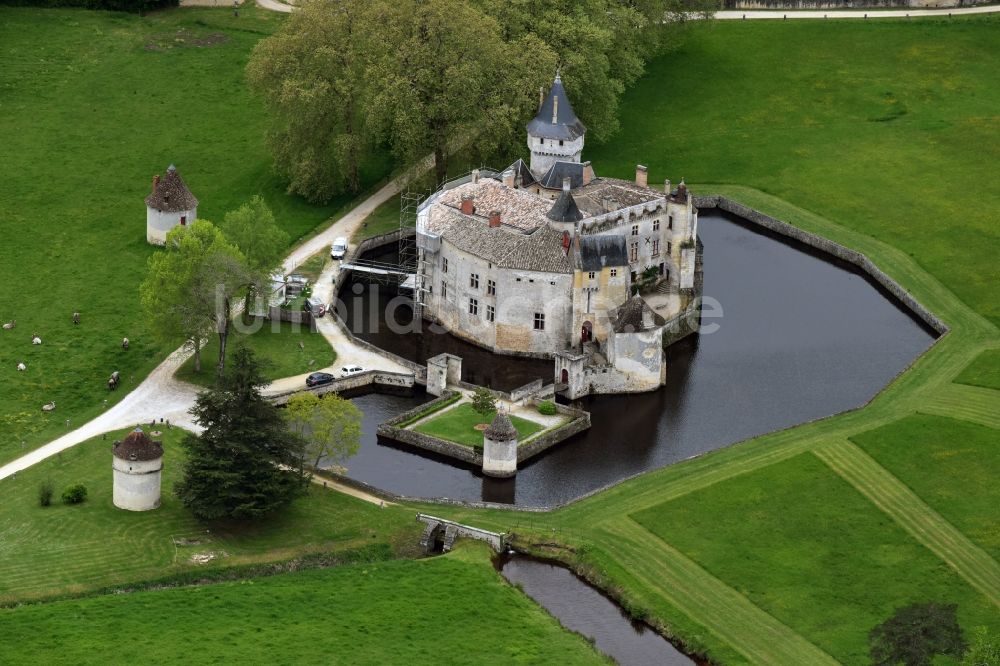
[330,237,349,260]
[340,365,364,377]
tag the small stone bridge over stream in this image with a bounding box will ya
[417,514,506,553]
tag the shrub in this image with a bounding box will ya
[38,481,54,507]
[537,400,557,416]
[61,484,88,505]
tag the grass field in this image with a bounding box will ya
[413,404,545,449]
[0,6,391,465]
[953,349,1000,390]
[0,544,605,665]
[175,320,336,387]
[0,426,420,602]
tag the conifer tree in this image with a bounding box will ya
[176,347,306,520]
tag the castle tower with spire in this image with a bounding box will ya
[526,74,586,177]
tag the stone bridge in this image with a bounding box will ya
[417,513,506,553]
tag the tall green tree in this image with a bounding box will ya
[220,196,289,320]
[365,0,556,183]
[176,347,306,520]
[869,603,967,666]
[284,392,362,474]
[247,0,373,201]
[141,220,247,374]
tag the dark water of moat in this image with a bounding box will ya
[342,211,936,506]
[497,554,706,665]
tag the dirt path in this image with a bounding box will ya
[310,474,395,507]
[0,157,433,482]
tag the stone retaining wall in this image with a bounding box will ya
[267,370,414,406]
[517,406,591,463]
[695,196,947,335]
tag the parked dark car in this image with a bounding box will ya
[302,297,326,317]
[305,372,335,388]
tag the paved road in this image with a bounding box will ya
[0,157,434,482]
[715,5,1000,18]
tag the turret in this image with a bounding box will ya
[526,74,586,177]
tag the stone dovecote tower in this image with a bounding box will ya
[482,411,518,478]
[145,164,198,245]
[527,74,586,177]
[112,427,164,511]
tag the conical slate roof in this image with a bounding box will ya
[546,189,583,223]
[526,74,586,142]
[484,411,517,441]
[145,164,198,213]
[113,427,164,461]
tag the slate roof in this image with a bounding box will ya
[113,428,164,462]
[546,189,583,223]
[537,161,586,190]
[145,164,198,213]
[526,74,586,142]
[575,234,629,271]
[484,411,518,440]
[612,296,666,333]
[507,159,537,188]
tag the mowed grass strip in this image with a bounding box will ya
[175,320,336,388]
[849,414,1000,562]
[0,6,392,465]
[630,453,1000,664]
[0,426,420,602]
[0,545,606,666]
[923,382,1000,430]
[954,349,1000,391]
[413,404,543,449]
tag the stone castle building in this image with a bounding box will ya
[145,164,198,245]
[415,75,703,396]
[112,428,163,511]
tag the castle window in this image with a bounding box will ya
[629,242,638,263]
[442,257,449,273]
[516,277,522,282]
[180,216,187,226]
[441,282,447,298]
[487,279,496,296]
[668,215,673,230]
[588,271,595,280]
[539,138,544,145]
[652,219,660,231]
[652,240,660,257]
[486,304,495,322]
[667,241,672,254]
[610,268,618,278]
[559,140,564,146]
[533,313,545,331]
[470,273,479,289]
[469,298,479,316]
[631,224,639,236]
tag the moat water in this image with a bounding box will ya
[343,210,935,506]
[497,553,705,665]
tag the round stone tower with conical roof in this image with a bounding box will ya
[527,73,586,177]
[112,427,164,511]
[482,411,518,478]
[145,164,198,245]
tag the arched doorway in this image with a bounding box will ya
[581,321,593,344]
[561,368,569,384]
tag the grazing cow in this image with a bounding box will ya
[1,320,14,330]
[73,312,81,325]
[42,401,56,412]
[31,335,42,345]
[122,337,130,350]
[108,371,120,391]
[17,362,26,372]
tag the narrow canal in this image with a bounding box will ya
[497,554,706,665]
[340,210,936,506]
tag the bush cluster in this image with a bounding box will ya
[61,484,88,505]
[537,400,557,416]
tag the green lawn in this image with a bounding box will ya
[413,403,545,449]
[0,544,605,665]
[630,453,1000,664]
[0,426,419,602]
[954,349,1000,391]
[0,6,391,465]
[851,414,1000,561]
[175,320,336,387]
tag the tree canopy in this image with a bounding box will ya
[176,346,306,520]
[284,392,362,474]
[869,602,967,666]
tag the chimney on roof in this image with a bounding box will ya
[152,174,160,194]
[489,210,502,228]
[562,230,571,255]
[552,95,559,124]
[562,177,571,193]
[502,169,515,188]
[635,165,648,188]
[582,161,594,186]
[461,195,475,215]
[471,169,480,184]
[665,179,671,195]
